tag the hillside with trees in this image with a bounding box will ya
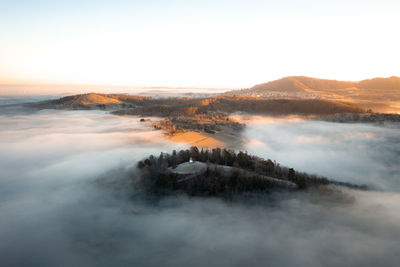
[226,76,400,113]
[35,93,363,115]
[228,76,400,101]
[136,147,366,198]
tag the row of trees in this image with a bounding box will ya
[150,167,287,197]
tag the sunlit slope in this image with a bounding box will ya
[49,93,121,107]
[228,76,400,112]
[37,93,153,109]
[36,93,363,115]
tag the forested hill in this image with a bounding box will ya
[227,76,400,102]
[136,147,367,198]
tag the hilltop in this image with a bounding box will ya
[33,93,155,109]
[228,76,400,100]
[227,76,400,112]
[136,147,367,199]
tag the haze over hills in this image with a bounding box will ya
[227,76,400,112]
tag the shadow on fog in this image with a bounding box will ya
[0,110,400,267]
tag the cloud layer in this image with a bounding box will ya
[1,110,400,266]
[243,118,400,191]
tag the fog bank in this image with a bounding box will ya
[1,110,400,266]
[242,117,400,191]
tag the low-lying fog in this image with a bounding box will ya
[1,110,400,267]
[240,116,400,191]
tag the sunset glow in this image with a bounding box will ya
[1,0,400,91]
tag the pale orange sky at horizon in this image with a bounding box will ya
[1,74,400,96]
[1,0,399,93]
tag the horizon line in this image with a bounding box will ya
[1,74,399,95]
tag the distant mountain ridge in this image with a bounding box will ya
[228,76,400,99]
[226,76,400,113]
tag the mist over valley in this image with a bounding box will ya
[1,100,400,266]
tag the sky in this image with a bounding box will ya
[0,0,399,90]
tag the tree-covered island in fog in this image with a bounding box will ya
[136,147,367,199]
